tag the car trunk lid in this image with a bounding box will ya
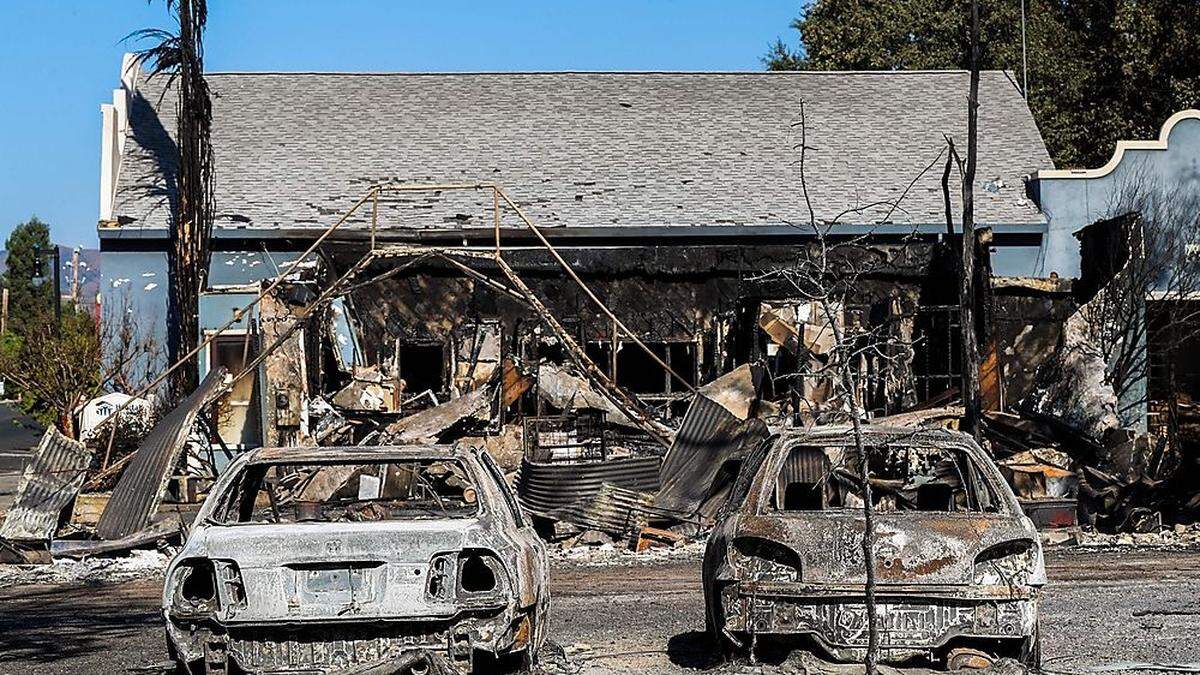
[194,519,499,623]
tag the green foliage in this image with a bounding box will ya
[0,307,102,434]
[766,1,1200,169]
[2,217,54,337]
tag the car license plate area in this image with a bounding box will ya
[288,562,385,609]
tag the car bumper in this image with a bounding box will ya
[165,605,535,674]
[718,581,1039,663]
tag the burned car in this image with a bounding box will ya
[163,444,549,674]
[703,426,1044,668]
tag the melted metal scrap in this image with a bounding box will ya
[654,366,769,519]
[0,428,91,542]
[375,381,496,444]
[703,426,1045,667]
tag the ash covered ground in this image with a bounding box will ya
[0,545,1197,675]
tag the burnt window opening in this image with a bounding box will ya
[396,342,446,395]
[771,443,1000,514]
[585,341,613,377]
[1148,299,1200,404]
[912,305,962,404]
[614,341,697,394]
[776,446,829,510]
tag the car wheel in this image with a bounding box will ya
[164,630,196,675]
[1020,619,1043,669]
[705,591,740,662]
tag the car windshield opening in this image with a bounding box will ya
[772,443,1000,513]
[216,459,479,524]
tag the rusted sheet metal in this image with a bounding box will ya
[0,428,91,541]
[549,483,657,536]
[653,394,768,517]
[96,367,229,541]
[515,455,660,522]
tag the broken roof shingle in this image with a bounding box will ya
[111,69,1053,234]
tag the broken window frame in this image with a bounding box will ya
[912,304,963,404]
[205,327,263,449]
[209,457,484,525]
[759,440,1008,517]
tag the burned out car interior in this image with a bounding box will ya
[771,444,1005,514]
[163,446,549,675]
[704,427,1044,669]
[214,459,480,524]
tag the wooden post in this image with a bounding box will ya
[1,287,8,334]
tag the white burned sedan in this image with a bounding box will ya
[163,445,549,675]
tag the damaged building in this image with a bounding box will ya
[97,62,1052,453]
[85,49,1200,548]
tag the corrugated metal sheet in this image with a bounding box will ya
[652,394,769,516]
[515,455,660,522]
[780,446,831,485]
[550,483,657,536]
[0,428,90,541]
[96,367,229,540]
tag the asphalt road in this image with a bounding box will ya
[0,548,1198,674]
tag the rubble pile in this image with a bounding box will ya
[4,212,1200,577]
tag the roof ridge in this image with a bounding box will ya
[196,69,995,77]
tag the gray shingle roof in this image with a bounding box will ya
[110,69,1052,235]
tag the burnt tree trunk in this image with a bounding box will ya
[959,0,983,438]
[166,0,214,401]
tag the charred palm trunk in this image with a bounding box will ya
[959,0,982,439]
[165,0,214,401]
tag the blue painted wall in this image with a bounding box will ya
[1035,113,1200,278]
[1032,111,1200,430]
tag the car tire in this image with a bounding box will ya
[1020,619,1043,669]
[164,630,196,675]
[705,593,740,663]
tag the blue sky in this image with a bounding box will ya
[0,1,801,248]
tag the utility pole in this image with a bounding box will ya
[31,244,62,334]
[959,0,983,439]
[70,246,80,308]
[53,245,62,329]
[1,288,8,334]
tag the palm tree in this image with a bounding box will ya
[131,0,214,401]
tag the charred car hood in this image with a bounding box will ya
[732,511,1042,586]
[172,518,515,624]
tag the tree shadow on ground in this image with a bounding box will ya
[667,630,814,669]
[0,581,163,666]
